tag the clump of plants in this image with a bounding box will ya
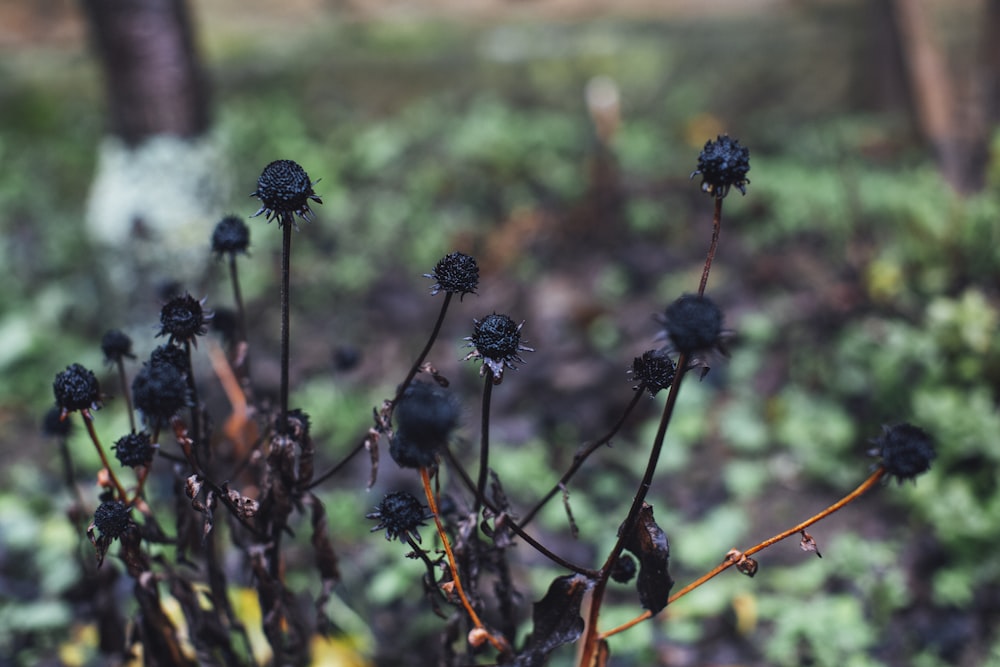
[47,137,936,666]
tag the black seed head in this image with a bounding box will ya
[659,295,724,357]
[93,501,131,539]
[132,360,189,427]
[53,363,102,414]
[211,214,251,256]
[101,329,135,365]
[611,553,637,584]
[425,252,480,299]
[113,432,156,468]
[390,382,460,469]
[630,350,677,396]
[869,423,936,484]
[465,313,534,382]
[367,491,432,543]
[250,159,322,224]
[157,293,210,345]
[149,344,189,375]
[691,135,751,198]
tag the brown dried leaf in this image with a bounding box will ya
[620,503,673,615]
[514,573,591,667]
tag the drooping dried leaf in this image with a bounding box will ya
[305,492,340,634]
[620,503,673,615]
[514,573,591,667]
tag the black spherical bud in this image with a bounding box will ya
[691,134,750,198]
[250,159,323,224]
[157,293,210,345]
[212,214,251,256]
[869,423,935,484]
[367,491,432,543]
[93,500,132,539]
[611,553,637,584]
[113,432,156,468]
[660,295,723,358]
[149,344,189,375]
[425,252,479,299]
[132,360,189,427]
[53,363,102,414]
[465,313,534,383]
[630,350,677,396]
[390,382,460,469]
[100,329,135,364]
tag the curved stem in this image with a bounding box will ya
[698,196,724,296]
[115,359,136,433]
[392,292,453,406]
[81,410,128,501]
[278,214,293,434]
[519,387,645,529]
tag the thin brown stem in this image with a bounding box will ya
[81,411,128,501]
[278,214,293,434]
[697,196,724,296]
[475,369,494,513]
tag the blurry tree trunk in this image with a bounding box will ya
[889,0,991,193]
[81,0,209,144]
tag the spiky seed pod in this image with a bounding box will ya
[659,294,724,358]
[149,344,189,375]
[390,381,460,469]
[211,214,251,256]
[630,350,677,396]
[425,252,480,299]
[93,500,132,539]
[132,360,189,426]
[691,134,751,198]
[465,313,534,383]
[250,159,323,224]
[869,423,936,484]
[53,363,102,414]
[100,329,135,364]
[367,491,433,543]
[112,432,156,468]
[157,293,210,345]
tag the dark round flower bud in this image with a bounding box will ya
[611,553,637,584]
[250,159,323,223]
[211,214,251,256]
[367,491,432,543]
[42,406,73,439]
[425,252,479,299]
[465,313,534,382]
[283,408,312,440]
[157,293,209,345]
[390,382,460,469]
[53,363,102,414]
[101,329,135,364]
[660,295,723,357]
[630,350,677,396]
[113,432,156,468]
[93,500,131,539]
[132,360,189,426]
[149,344,189,375]
[691,135,750,198]
[869,423,935,484]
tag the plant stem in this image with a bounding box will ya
[279,213,293,434]
[519,387,645,529]
[81,411,128,501]
[393,292,453,405]
[116,359,136,433]
[475,369,495,513]
[227,253,251,384]
[698,196,724,297]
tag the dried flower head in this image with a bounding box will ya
[691,134,751,198]
[149,344,189,375]
[869,423,935,484]
[157,293,210,345]
[367,491,433,543]
[132,360,189,427]
[465,313,534,383]
[390,381,460,469]
[113,432,156,468]
[53,363,102,415]
[100,329,135,365]
[212,214,251,256]
[251,159,323,224]
[92,500,132,540]
[658,294,725,359]
[630,350,677,396]
[425,252,479,299]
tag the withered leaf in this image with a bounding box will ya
[514,573,591,667]
[620,503,673,615]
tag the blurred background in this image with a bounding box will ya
[1,0,999,665]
